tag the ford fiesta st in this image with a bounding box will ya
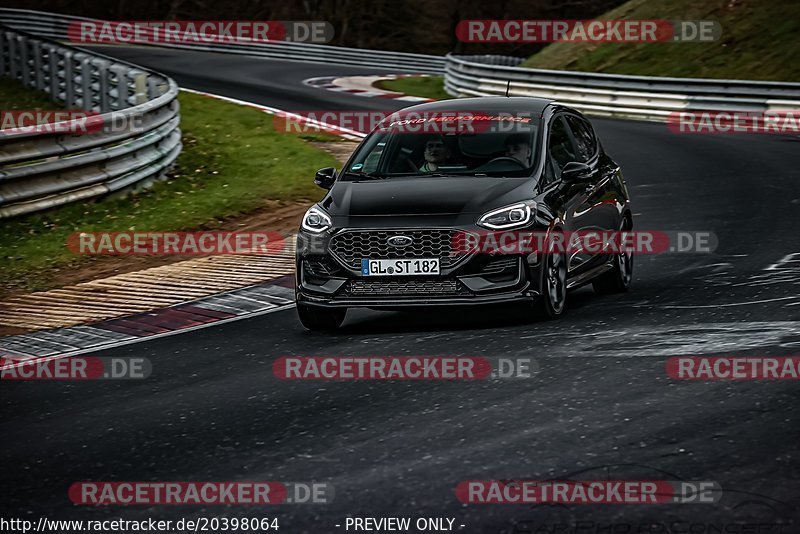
[295,97,633,330]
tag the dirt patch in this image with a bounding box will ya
[310,141,358,164]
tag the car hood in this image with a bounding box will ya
[321,176,534,216]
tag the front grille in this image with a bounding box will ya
[329,229,468,270]
[345,278,463,296]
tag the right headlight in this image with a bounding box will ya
[301,205,332,233]
[477,201,536,230]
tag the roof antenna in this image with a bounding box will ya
[505,80,511,97]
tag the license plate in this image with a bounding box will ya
[361,258,440,276]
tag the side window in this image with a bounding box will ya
[361,142,385,173]
[545,115,577,182]
[565,115,597,163]
[349,134,385,173]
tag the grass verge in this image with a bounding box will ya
[0,89,339,294]
[0,77,63,112]
[376,76,450,101]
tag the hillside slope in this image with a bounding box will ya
[521,0,799,81]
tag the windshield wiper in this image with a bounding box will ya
[343,170,384,180]
[424,172,487,178]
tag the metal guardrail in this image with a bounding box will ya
[0,24,180,219]
[445,54,800,121]
[0,8,445,74]
[3,8,797,166]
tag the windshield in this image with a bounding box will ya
[344,112,540,179]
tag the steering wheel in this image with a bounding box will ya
[480,156,527,170]
[399,154,420,173]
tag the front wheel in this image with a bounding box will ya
[592,221,634,295]
[532,246,567,320]
[297,303,346,331]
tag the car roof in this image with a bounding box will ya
[397,96,555,116]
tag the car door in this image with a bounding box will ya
[544,114,599,275]
[565,114,619,229]
[560,113,616,273]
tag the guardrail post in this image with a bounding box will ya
[8,33,18,80]
[32,39,45,91]
[79,55,92,110]
[146,76,158,100]
[113,65,129,108]
[97,60,109,112]
[63,50,75,108]
[0,32,6,77]
[19,34,30,87]
[133,72,147,105]
[47,44,59,100]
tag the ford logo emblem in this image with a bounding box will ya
[387,235,413,247]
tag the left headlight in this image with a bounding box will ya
[301,205,332,233]
[477,201,536,230]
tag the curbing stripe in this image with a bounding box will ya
[0,281,297,367]
[303,74,435,103]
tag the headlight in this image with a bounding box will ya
[301,205,332,233]
[477,201,536,230]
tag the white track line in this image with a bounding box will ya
[180,88,366,139]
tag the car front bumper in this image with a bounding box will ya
[295,228,544,309]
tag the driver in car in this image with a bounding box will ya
[504,133,532,166]
[421,136,450,172]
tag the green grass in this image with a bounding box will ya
[0,77,63,115]
[521,0,800,81]
[376,76,451,101]
[0,90,339,293]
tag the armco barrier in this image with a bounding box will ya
[0,24,180,219]
[0,8,445,74]
[8,8,798,123]
[444,54,800,121]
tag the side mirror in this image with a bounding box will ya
[314,167,337,190]
[560,162,592,183]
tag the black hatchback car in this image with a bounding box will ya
[295,97,632,330]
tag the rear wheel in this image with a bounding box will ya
[297,303,346,331]
[592,219,634,295]
[532,243,567,320]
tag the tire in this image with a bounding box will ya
[532,243,567,320]
[592,220,634,295]
[297,303,346,331]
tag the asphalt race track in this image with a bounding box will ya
[3,48,800,532]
